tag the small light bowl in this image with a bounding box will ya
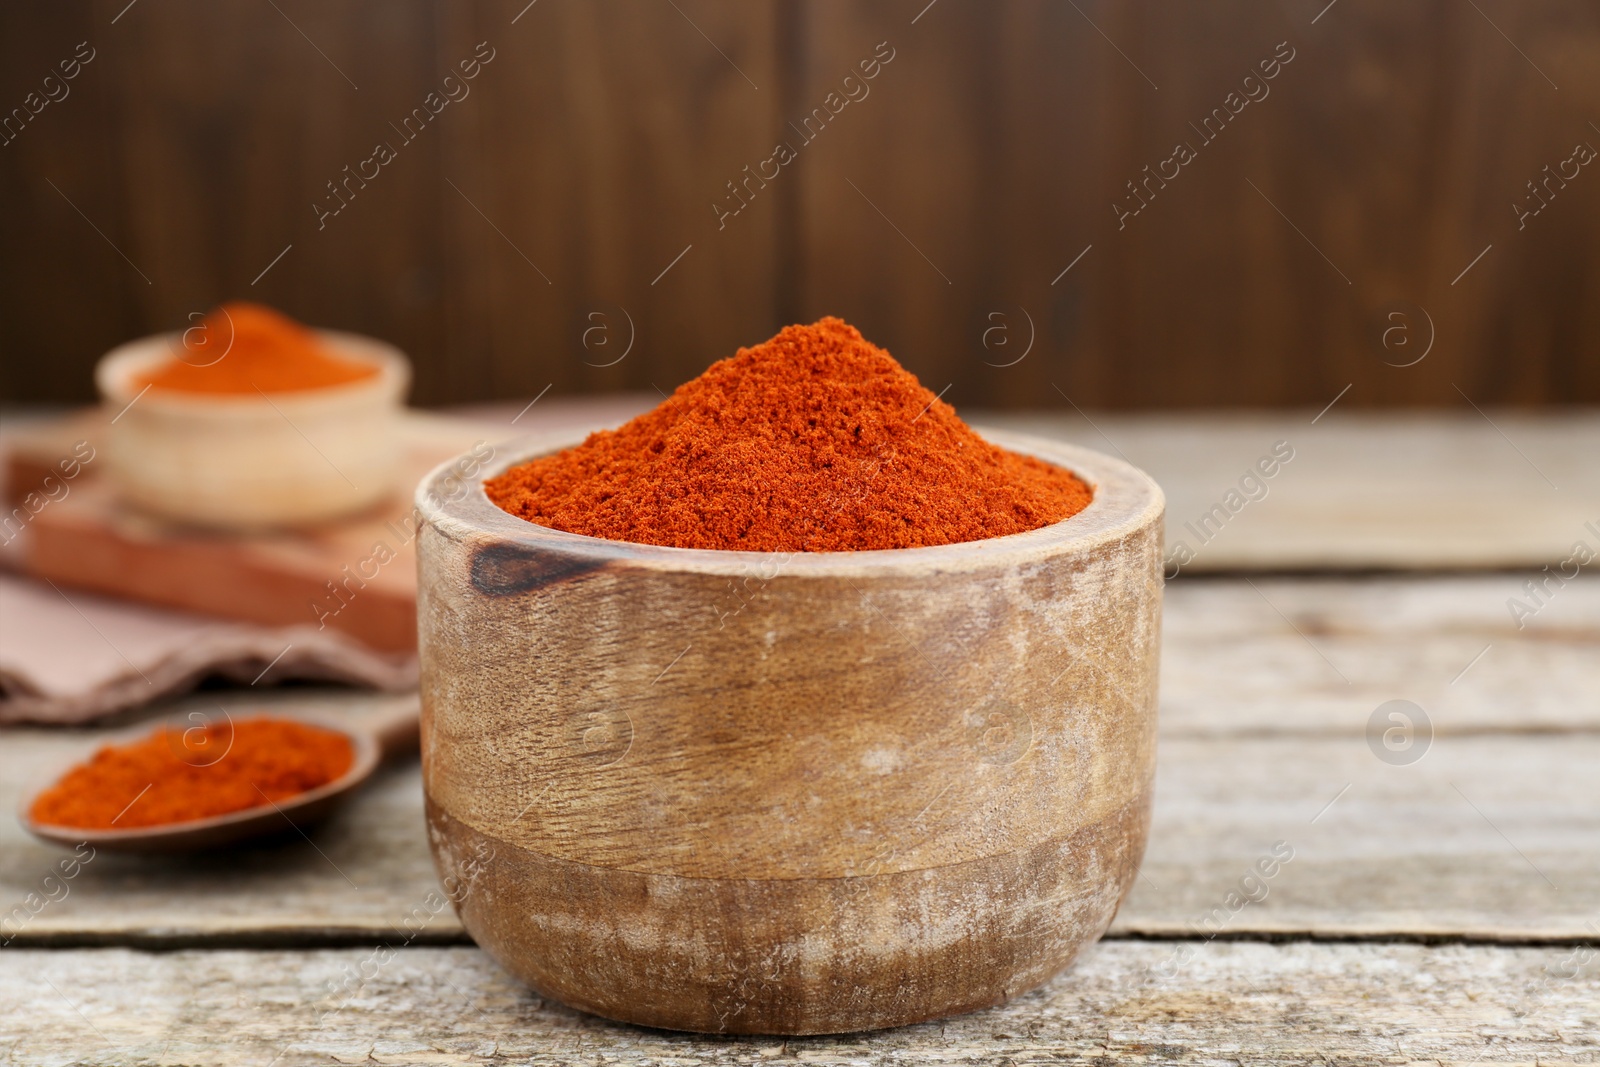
[416,428,1164,1035]
[94,330,410,530]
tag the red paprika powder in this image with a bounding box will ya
[28,718,354,830]
[138,302,378,394]
[485,317,1092,551]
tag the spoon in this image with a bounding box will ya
[18,697,420,853]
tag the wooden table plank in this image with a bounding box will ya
[983,410,1600,572]
[1123,734,1600,941]
[1,942,1595,1064]
[1160,575,1600,735]
[3,575,1595,944]
[5,708,1595,944]
[5,731,1593,944]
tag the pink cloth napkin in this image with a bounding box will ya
[0,573,415,724]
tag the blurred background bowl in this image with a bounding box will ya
[94,330,410,529]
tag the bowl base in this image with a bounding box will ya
[426,790,1149,1035]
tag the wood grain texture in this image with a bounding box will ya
[1124,733,1600,942]
[989,410,1600,571]
[3,2,1597,407]
[426,0,783,407]
[789,0,1600,410]
[5,732,1593,947]
[1,576,1594,946]
[1158,574,1600,736]
[416,432,1164,1032]
[0,0,453,399]
[1,942,1596,1064]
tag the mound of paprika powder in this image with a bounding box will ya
[138,302,378,394]
[485,317,1092,551]
[29,718,354,830]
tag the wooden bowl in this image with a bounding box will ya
[415,429,1163,1035]
[95,329,410,529]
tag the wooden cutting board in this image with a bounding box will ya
[5,410,498,654]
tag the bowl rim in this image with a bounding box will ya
[95,328,411,414]
[415,426,1164,577]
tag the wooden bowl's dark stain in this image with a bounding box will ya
[470,542,608,597]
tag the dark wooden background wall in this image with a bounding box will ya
[2,0,1597,409]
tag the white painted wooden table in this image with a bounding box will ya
[2,411,1596,1065]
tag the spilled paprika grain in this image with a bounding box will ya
[28,718,354,830]
[139,302,379,394]
[485,317,1092,551]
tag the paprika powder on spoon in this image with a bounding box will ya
[28,718,353,830]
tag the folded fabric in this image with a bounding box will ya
[0,573,416,725]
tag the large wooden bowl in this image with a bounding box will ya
[415,429,1163,1035]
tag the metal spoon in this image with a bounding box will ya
[18,698,419,853]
